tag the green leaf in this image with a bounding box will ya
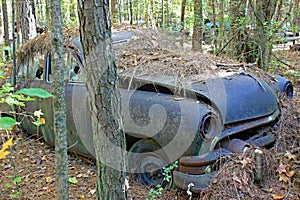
[13,177,22,183]
[5,183,11,187]
[0,117,17,130]
[68,177,78,184]
[32,121,42,127]
[15,88,53,98]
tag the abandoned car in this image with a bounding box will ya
[14,30,293,193]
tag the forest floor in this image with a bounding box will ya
[0,28,299,199]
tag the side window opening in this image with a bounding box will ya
[17,53,45,81]
[46,50,84,83]
[68,52,84,83]
[32,53,44,80]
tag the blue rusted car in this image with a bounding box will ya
[15,30,293,193]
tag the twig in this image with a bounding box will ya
[233,180,241,200]
[216,62,257,68]
[271,52,293,68]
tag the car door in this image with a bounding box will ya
[16,52,53,137]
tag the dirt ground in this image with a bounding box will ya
[0,28,300,199]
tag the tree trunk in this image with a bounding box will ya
[111,0,118,23]
[179,0,186,47]
[63,0,70,24]
[229,0,248,61]
[49,0,69,199]
[275,0,283,22]
[77,0,127,199]
[211,0,218,52]
[192,0,202,52]
[19,0,37,43]
[180,0,186,30]
[255,0,277,68]
[129,0,133,25]
[144,0,149,26]
[256,0,266,68]
[2,0,9,45]
[293,0,300,27]
[161,0,164,28]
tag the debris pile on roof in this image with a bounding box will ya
[17,28,79,63]
[17,27,274,83]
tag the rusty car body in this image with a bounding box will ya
[15,30,294,193]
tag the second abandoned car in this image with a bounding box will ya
[15,30,293,192]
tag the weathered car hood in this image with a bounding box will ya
[120,73,279,125]
[188,74,279,124]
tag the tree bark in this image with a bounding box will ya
[2,0,9,45]
[49,0,69,199]
[111,0,118,23]
[293,0,300,27]
[179,0,186,47]
[129,0,133,25]
[255,0,277,68]
[192,0,202,52]
[229,0,248,61]
[275,0,283,22]
[77,0,127,199]
[19,0,37,43]
[180,0,186,30]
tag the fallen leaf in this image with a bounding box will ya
[284,152,297,161]
[276,164,287,174]
[272,193,284,200]
[123,52,132,56]
[242,171,249,185]
[289,170,295,177]
[0,138,13,159]
[69,177,78,184]
[45,177,53,183]
[237,157,251,168]
[277,99,287,107]
[278,173,289,182]
[42,155,47,161]
[173,97,184,101]
[90,189,96,195]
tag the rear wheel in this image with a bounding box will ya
[128,138,172,187]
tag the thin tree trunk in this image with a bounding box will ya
[2,0,9,45]
[19,0,37,43]
[161,0,164,28]
[49,0,69,199]
[211,0,218,52]
[111,0,118,23]
[144,0,149,26]
[179,0,186,47]
[129,0,133,25]
[180,0,186,30]
[275,0,283,22]
[293,0,300,27]
[255,0,277,68]
[77,0,127,199]
[192,0,202,52]
[64,0,70,24]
